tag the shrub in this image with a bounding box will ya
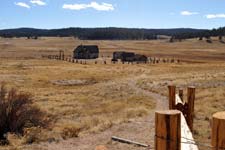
[206,39,212,43]
[0,84,46,143]
[219,35,223,41]
[61,125,82,139]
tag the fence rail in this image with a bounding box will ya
[111,85,224,150]
[41,50,181,65]
[109,86,224,150]
[160,85,225,150]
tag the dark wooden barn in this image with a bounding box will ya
[113,51,135,62]
[73,45,99,59]
[112,51,147,63]
[134,54,148,63]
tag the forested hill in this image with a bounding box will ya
[0,27,207,40]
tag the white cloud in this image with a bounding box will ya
[206,14,225,19]
[63,4,87,10]
[30,0,46,6]
[15,2,30,8]
[181,11,199,16]
[62,2,114,11]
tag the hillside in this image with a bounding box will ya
[0,27,207,40]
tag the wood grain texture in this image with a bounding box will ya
[212,111,225,150]
[168,85,176,110]
[155,110,181,150]
[187,86,195,131]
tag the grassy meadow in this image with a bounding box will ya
[0,37,224,150]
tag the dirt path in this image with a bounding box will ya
[126,76,168,110]
[25,75,168,150]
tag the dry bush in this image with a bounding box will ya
[61,124,82,139]
[5,133,23,149]
[23,127,61,144]
[0,84,46,144]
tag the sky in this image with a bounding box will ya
[1,0,225,29]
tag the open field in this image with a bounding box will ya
[0,37,225,150]
[1,37,225,61]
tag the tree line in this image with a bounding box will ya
[0,27,224,40]
[173,27,225,41]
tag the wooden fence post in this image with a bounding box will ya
[212,111,225,150]
[155,110,181,150]
[168,85,176,109]
[179,89,184,102]
[59,50,62,60]
[187,86,195,131]
[59,50,65,60]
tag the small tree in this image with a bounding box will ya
[205,36,212,43]
[0,84,46,143]
[169,36,174,43]
[219,35,223,41]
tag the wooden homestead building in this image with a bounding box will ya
[112,51,148,63]
[73,45,99,59]
[113,51,134,61]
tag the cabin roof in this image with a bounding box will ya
[74,45,99,53]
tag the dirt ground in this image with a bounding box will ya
[0,37,224,150]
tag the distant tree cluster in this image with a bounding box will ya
[27,36,38,39]
[0,27,206,40]
[1,27,225,41]
[173,27,225,41]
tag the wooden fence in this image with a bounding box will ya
[41,50,181,65]
[155,85,225,150]
[111,85,224,150]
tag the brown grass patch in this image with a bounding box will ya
[0,37,225,150]
[0,84,51,149]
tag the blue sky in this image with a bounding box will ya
[1,0,225,29]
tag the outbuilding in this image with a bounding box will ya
[73,45,99,59]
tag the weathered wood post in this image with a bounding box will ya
[62,51,65,60]
[59,50,62,60]
[187,86,195,131]
[168,85,176,109]
[179,89,184,102]
[212,111,225,150]
[59,50,65,60]
[155,110,181,150]
[153,58,156,64]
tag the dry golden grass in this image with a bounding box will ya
[0,37,225,149]
[1,36,225,61]
[0,59,156,146]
